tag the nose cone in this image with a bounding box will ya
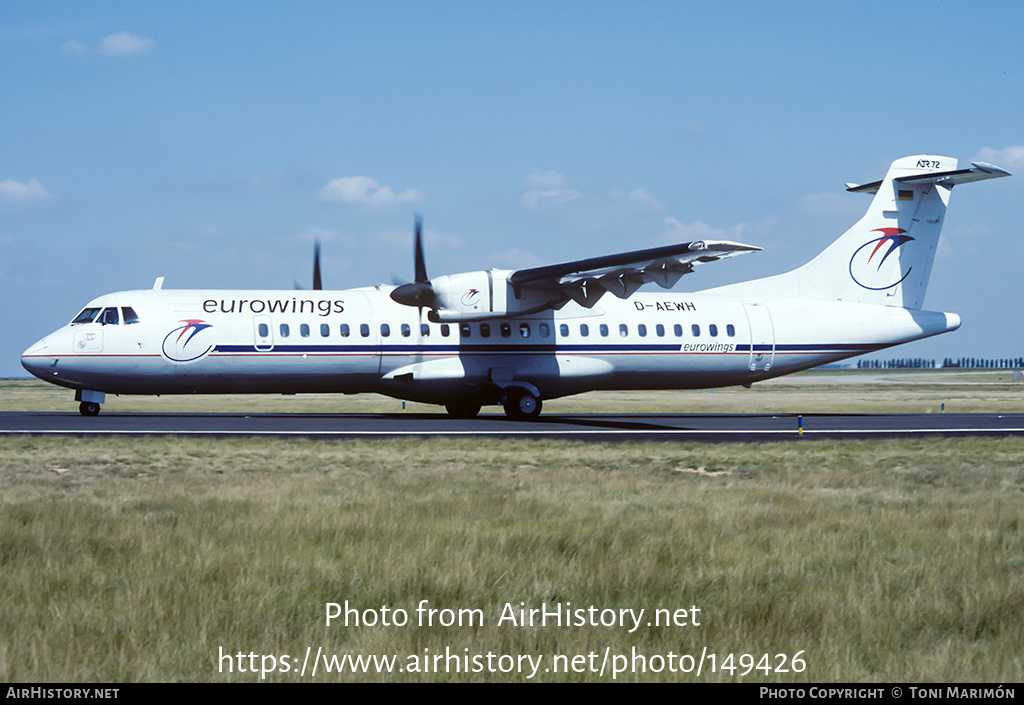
[21,336,52,381]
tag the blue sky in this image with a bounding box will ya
[3,1,1022,378]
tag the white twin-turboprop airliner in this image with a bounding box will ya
[21,155,1009,418]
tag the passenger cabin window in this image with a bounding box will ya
[101,308,119,326]
[559,324,569,337]
[638,324,647,337]
[380,324,390,337]
[421,323,430,337]
[519,323,530,338]
[674,324,683,337]
[258,323,269,337]
[480,323,491,338]
[580,324,589,337]
[122,307,140,324]
[300,324,310,338]
[280,323,290,337]
[360,324,370,338]
[401,323,411,337]
[501,323,511,338]
[72,308,101,324]
[340,324,350,337]
[692,324,701,337]
[321,323,330,337]
[727,324,736,337]
[619,324,628,338]
[709,324,718,337]
[656,324,665,337]
[600,324,609,337]
[539,323,550,338]
[441,324,450,337]
[460,323,471,338]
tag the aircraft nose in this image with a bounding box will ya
[21,337,53,380]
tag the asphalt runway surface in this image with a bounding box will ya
[3,411,1024,442]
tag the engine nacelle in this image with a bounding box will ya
[426,270,562,322]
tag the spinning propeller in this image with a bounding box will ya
[312,239,322,290]
[390,215,439,311]
[295,238,324,290]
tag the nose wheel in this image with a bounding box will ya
[79,401,101,416]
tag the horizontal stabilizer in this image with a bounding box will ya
[846,161,1010,194]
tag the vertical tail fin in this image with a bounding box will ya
[708,155,1009,309]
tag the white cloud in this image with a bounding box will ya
[972,145,1024,172]
[662,217,745,244]
[0,178,54,208]
[521,170,582,208]
[319,176,424,207]
[97,32,155,56]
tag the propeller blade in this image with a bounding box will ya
[390,215,438,309]
[414,214,427,283]
[313,239,322,290]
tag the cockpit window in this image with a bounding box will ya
[122,307,140,324]
[100,307,120,325]
[71,308,101,324]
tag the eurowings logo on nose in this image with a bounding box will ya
[162,319,214,362]
[849,228,915,290]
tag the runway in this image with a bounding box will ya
[3,411,1024,442]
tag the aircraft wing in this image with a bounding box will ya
[508,239,761,308]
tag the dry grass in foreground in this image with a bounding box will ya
[1,436,1022,682]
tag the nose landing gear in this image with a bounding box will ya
[75,390,105,417]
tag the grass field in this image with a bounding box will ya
[1,374,1023,682]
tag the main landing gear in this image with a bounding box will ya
[79,401,101,416]
[445,401,482,419]
[442,388,544,421]
[502,388,542,421]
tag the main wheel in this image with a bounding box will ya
[79,401,101,416]
[503,389,542,420]
[445,402,481,419]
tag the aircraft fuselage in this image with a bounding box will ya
[21,285,959,406]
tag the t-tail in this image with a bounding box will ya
[708,155,1009,308]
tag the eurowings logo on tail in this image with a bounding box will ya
[161,319,214,362]
[849,228,915,291]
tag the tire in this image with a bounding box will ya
[79,401,101,416]
[445,402,481,419]
[503,389,542,420]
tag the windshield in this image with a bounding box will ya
[71,307,101,324]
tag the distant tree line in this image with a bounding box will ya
[856,358,1024,370]
[939,357,1024,369]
